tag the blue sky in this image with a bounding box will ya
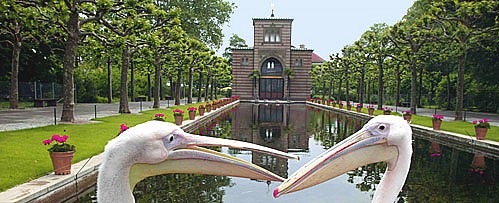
[218,0,415,59]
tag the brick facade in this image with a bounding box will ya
[232,17,312,101]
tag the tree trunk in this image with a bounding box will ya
[130,60,135,102]
[61,11,79,122]
[337,76,343,101]
[345,65,350,102]
[377,60,384,110]
[396,64,401,107]
[446,69,451,110]
[188,65,193,103]
[175,70,182,105]
[119,46,131,113]
[107,56,112,103]
[205,70,211,101]
[417,66,423,108]
[367,79,371,104]
[147,67,151,101]
[197,72,203,102]
[359,68,365,106]
[410,61,417,114]
[210,77,215,100]
[153,54,161,108]
[328,79,333,100]
[9,40,21,109]
[455,51,466,120]
[169,76,174,101]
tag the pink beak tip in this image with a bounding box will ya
[273,188,279,198]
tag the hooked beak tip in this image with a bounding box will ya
[273,188,279,198]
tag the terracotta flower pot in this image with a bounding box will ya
[368,109,374,116]
[475,127,488,140]
[189,111,196,120]
[432,120,442,130]
[347,106,351,110]
[327,101,331,106]
[199,108,205,116]
[50,151,74,175]
[339,104,343,109]
[174,115,183,125]
[403,115,412,122]
[356,107,361,113]
[206,106,211,112]
[212,105,217,110]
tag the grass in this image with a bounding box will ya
[330,103,499,142]
[0,102,34,109]
[0,102,208,192]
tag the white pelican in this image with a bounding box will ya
[274,115,412,203]
[97,121,299,203]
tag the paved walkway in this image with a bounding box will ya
[0,98,207,132]
[381,105,499,126]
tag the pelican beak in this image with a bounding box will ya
[273,124,399,198]
[129,130,299,190]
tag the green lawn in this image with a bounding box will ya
[0,102,207,192]
[332,104,499,142]
[0,102,34,109]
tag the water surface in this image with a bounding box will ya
[80,103,499,202]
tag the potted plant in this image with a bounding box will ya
[187,106,197,120]
[331,100,336,107]
[432,114,444,130]
[173,109,184,125]
[338,100,343,109]
[367,105,375,116]
[198,104,205,116]
[383,107,393,115]
[212,101,218,110]
[119,124,129,135]
[402,110,413,122]
[472,118,490,140]
[355,104,362,112]
[346,102,352,110]
[42,134,76,175]
[154,113,165,121]
[206,103,212,112]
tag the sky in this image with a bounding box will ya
[218,0,415,60]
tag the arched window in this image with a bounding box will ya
[264,31,269,42]
[276,31,281,42]
[261,58,282,76]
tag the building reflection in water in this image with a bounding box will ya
[231,103,309,178]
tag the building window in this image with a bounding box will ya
[295,58,303,67]
[242,57,249,66]
[261,58,283,75]
[264,29,281,43]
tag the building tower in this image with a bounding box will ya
[232,13,313,101]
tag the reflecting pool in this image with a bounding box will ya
[79,103,499,202]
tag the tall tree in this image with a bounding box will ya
[0,1,40,109]
[426,0,499,120]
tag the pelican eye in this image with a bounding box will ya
[378,124,386,130]
[169,136,174,142]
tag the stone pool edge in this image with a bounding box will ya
[0,100,240,203]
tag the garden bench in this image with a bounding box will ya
[34,98,57,107]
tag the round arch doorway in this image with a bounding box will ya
[259,58,284,100]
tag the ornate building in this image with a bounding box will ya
[231,15,314,101]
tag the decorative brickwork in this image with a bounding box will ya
[232,16,313,101]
